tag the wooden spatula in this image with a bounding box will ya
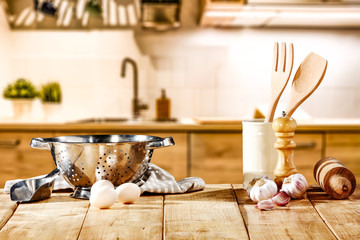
[285,52,328,117]
[264,42,294,122]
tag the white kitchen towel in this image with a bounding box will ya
[3,163,205,194]
[136,163,206,194]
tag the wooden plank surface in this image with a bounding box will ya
[0,192,89,240]
[164,184,249,239]
[233,184,337,240]
[78,194,163,240]
[0,191,17,230]
[1,185,359,239]
[308,185,360,240]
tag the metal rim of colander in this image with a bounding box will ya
[39,134,165,144]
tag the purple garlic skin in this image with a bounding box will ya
[255,199,274,211]
[272,191,290,206]
[281,173,309,199]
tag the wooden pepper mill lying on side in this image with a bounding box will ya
[314,157,356,199]
[272,112,299,187]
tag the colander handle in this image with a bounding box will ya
[30,138,51,150]
[145,137,175,150]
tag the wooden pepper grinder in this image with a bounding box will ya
[314,157,356,199]
[272,112,299,187]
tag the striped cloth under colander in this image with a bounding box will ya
[136,163,206,194]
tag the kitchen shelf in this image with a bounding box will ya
[200,0,360,28]
[0,0,140,30]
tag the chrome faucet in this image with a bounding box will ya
[121,57,148,120]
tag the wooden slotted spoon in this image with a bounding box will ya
[285,52,328,117]
[264,42,294,122]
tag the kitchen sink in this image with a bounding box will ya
[68,118,129,124]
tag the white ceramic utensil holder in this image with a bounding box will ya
[242,119,278,188]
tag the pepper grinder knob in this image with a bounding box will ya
[272,112,298,188]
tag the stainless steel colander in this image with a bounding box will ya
[30,135,174,199]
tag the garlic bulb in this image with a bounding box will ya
[249,178,277,202]
[246,175,271,196]
[281,173,308,199]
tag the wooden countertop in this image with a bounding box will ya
[0,118,359,132]
[0,184,359,239]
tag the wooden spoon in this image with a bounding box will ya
[285,52,328,117]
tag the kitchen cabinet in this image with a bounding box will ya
[0,123,359,188]
[0,134,19,187]
[293,133,324,185]
[2,0,139,30]
[189,132,323,185]
[325,133,360,183]
[17,133,56,179]
[148,133,188,181]
[0,132,55,187]
[190,133,243,184]
[200,0,360,28]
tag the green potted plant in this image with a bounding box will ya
[39,82,62,121]
[85,0,102,17]
[39,82,62,103]
[3,78,38,120]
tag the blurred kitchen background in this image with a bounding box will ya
[0,0,359,121]
[0,0,359,187]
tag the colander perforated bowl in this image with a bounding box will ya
[30,135,174,199]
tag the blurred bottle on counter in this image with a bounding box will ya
[156,89,171,121]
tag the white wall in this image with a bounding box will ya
[138,28,360,119]
[1,7,360,121]
[10,31,146,120]
[0,5,13,117]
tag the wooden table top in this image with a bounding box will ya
[0,184,359,239]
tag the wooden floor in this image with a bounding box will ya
[0,184,359,239]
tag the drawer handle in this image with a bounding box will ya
[0,139,20,148]
[296,142,316,149]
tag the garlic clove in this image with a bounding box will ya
[271,190,290,206]
[281,173,309,199]
[255,199,274,211]
[249,178,278,202]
